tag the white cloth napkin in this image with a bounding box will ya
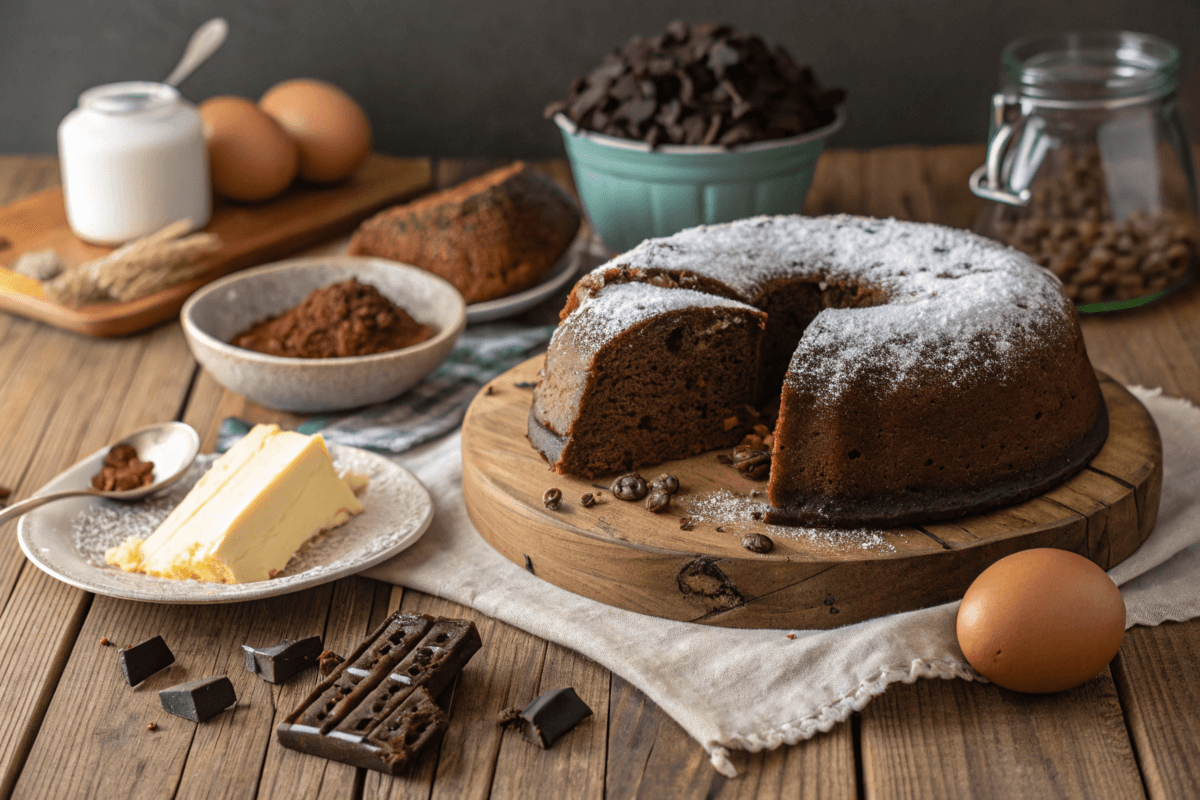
[364,387,1200,776]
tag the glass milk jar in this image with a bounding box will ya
[58,81,210,245]
[970,31,1198,311]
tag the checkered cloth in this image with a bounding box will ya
[216,323,555,453]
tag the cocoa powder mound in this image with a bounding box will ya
[231,278,436,358]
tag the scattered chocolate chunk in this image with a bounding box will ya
[824,595,836,606]
[514,381,538,389]
[732,448,771,480]
[679,516,696,531]
[519,687,593,749]
[786,633,796,640]
[716,526,725,532]
[159,676,237,723]
[580,492,596,507]
[119,635,175,686]
[92,444,154,492]
[750,490,763,498]
[611,473,649,501]
[497,706,523,729]
[484,385,495,396]
[741,533,774,554]
[750,511,763,521]
[830,607,840,615]
[524,554,535,574]
[717,454,734,465]
[243,636,323,684]
[650,473,680,495]
[146,721,158,731]
[645,490,670,513]
[0,486,11,501]
[99,637,111,647]
[0,235,10,251]
[543,488,563,510]
[277,612,482,774]
[318,650,344,677]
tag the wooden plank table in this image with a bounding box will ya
[0,149,1197,799]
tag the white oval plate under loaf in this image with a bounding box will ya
[18,442,432,603]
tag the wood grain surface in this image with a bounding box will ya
[462,361,1159,629]
[0,154,431,337]
[0,148,1197,799]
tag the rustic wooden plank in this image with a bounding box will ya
[1112,621,1200,800]
[0,156,59,206]
[860,670,1145,799]
[861,146,938,223]
[605,673,856,799]
[802,149,864,217]
[2,325,197,797]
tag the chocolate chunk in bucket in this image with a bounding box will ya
[159,677,237,722]
[243,636,323,684]
[119,635,175,686]
[519,687,593,748]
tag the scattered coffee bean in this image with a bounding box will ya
[645,490,670,513]
[99,637,111,647]
[732,448,771,480]
[611,473,649,501]
[580,492,596,507]
[546,21,844,148]
[543,488,563,510]
[146,722,158,731]
[741,533,774,553]
[679,516,696,531]
[650,473,680,495]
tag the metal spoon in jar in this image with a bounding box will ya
[164,17,228,87]
[0,422,200,526]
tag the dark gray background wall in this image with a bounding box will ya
[2,1,1198,157]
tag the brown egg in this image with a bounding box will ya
[957,548,1125,694]
[199,96,298,202]
[260,79,371,183]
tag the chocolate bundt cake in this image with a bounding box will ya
[349,162,581,304]
[529,215,1108,528]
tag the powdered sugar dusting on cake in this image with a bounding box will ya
[555,281,759,361]
[575,215,1074,404]
[681,489,894,552]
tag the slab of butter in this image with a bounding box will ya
[105,424,365,583]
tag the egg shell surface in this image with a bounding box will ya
[260,79,372,184]
[956,547,1125,694]
[199,96,298,202]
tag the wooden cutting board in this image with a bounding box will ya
[462,358,1162,630]
[0,153,431,337]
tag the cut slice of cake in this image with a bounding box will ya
[529,282,767,477]
[105,424,364,583]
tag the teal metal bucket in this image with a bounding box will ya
[556,111,843,253]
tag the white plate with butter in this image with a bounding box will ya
[17,442,433,603]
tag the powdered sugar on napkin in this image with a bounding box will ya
[365,386,1200,776]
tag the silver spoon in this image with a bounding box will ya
[0,422,200,526]
[164,17,228,87]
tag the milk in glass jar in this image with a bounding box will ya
[58,81,210,245]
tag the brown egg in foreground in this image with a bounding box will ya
[956,548,1125,694]
[260,79,372,184]
[199,96,298,202]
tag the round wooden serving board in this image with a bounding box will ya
[462,357,1162,629]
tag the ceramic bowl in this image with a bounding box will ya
[555,110,844,253]
[181,256,466,412]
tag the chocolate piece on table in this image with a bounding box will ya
[318,650,344,677]
[277,611,483,775]
[159,677,237,722]
[119,635,175,686]
[519,687,593,748]
[243,636,323,684]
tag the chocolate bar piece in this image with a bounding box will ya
[119,635,175,686]
[520,687,593,748]
[277,612,482,774]
[159,677,237,722]
[243,636,323,684]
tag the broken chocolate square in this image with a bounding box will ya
[159,677,237,722]
[119,635,175,686]
[276,611,482,774]
[243,636,323,684]
[520,687,593,748]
